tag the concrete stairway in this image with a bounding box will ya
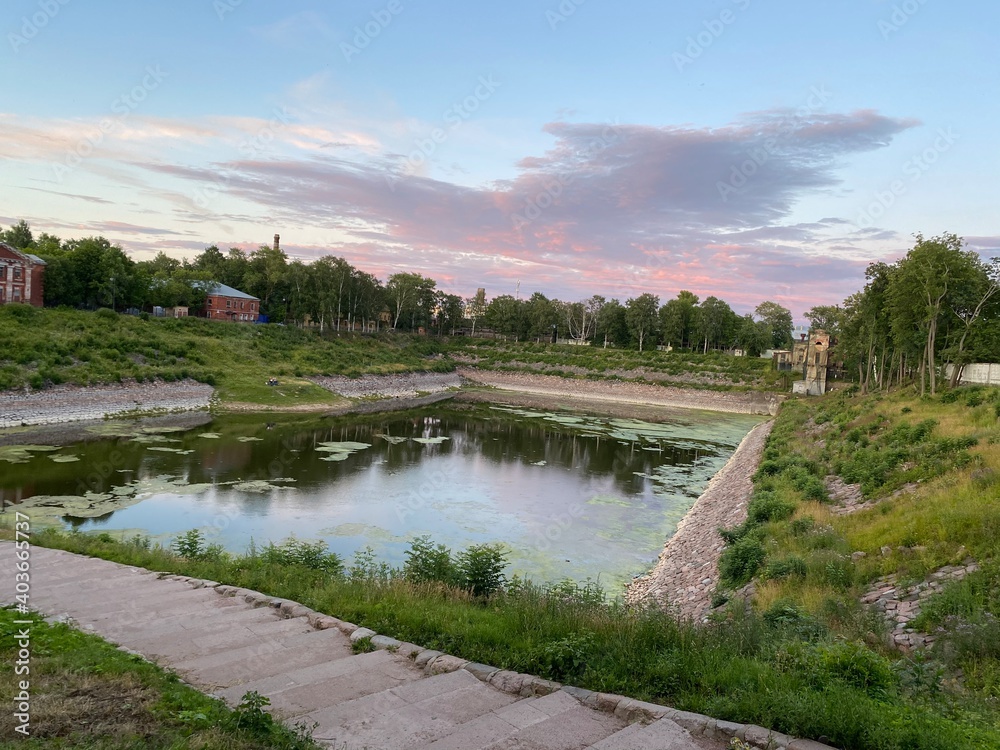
[0,544,825,750]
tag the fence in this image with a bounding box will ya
[945,363,1000,386]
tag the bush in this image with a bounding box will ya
[456,543,508,598]
[403,535,458,586]
[766,555,808,580]
[748,491,796,525]
[259,537,342,574]
[719,535,766,586]
[170,529,226,561]
[95,307,118,320]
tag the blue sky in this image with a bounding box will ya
[3,0,997,315]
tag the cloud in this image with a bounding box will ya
[4,106,918,314]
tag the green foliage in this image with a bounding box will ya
[720,534,766,586]
[229,691,273,733]
[747,490,797,525]
[259,538,343,574]
[403,535,458,586]
[765,555,808,580]
[351,636,377,654]
[528,632,595,682]
[456,543,508,598]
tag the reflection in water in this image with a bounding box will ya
[0,404,761,589]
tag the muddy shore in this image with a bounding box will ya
[625,420,774,620]
[457,369,782,416]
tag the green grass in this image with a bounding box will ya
[16,527,1000,750]
[0,306,452,407]
[0,607,321,749]
[714,384,1000,746]
[445,339,792,391]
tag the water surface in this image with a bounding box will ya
[0,403,761,589]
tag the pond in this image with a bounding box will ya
[0,402,762,590]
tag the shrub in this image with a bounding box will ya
[766,555,808,580]
[403,535,458,586]
[259,537,342,574]
[747,491,796,525]
[528,632,594,682]
[95,307,118,320]
[456,543,508,598]
[170,529,225,561]
[719,535,766,586]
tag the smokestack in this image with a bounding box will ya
[273,234,280,252]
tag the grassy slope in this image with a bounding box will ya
[0,306,452,407]
[445,339,792,391]
[0,607,320,749]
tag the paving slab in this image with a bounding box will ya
[175,627,353,687]
[308,671,519,750]
[231,650,424,718]
[586,717,700,750]
[481,705,627,750]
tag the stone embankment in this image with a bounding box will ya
[0,380,214,429]
[862,559,980,652]
[1,543,835,750]
[310,371,464,399]
[626,421,774,620]
[459,369,782,416]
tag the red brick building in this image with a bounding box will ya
[0,242,46,307]
[203,282,260,322]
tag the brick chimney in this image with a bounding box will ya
[273,234,280,252]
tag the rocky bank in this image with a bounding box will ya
[626,420,774,620]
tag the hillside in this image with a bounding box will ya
[0,307,790,410]
[0,306,452,407]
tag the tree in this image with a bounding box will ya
[436,292,465,335]
[465,289,487,336]
[889,233,972,395]
[244,244,288,319]
[484,295,525,339]
[1,220,34,250]
[946,255,1000,386]
[658,291,699,349]
[737,314,771,358]
[625,293,659,351]
[386,272,435,330]
[804,305,843,336]
[754,301,794,349]
[524,292,559,341]
[697,296,737,353]
[595,298,629,348]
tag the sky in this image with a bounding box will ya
[2,0,998,317]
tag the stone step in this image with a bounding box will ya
[414,688,584,750]
[478,704,627,750]
[32,590,253,638]
[585,717,700,750]
[174,626,353,688]
[305,668,519,750]
[110,607,297,656]
[219,648,424,717]
[31,579,206,609]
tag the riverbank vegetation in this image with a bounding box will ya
[0,606,321,749]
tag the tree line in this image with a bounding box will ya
[0,220,798,352]
[6,221,994,384]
